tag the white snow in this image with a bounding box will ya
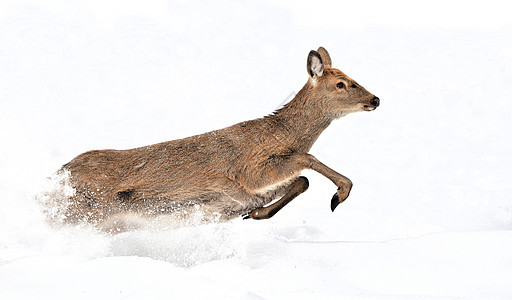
[1,0,512,299]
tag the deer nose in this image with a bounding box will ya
[371,97,380,107]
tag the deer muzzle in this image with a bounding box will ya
[362,96,380,111]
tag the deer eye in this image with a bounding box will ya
[336,82,345,89]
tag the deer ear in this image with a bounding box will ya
[307,50,324,80]
[317,47,332,68]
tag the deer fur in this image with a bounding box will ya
[48,47,379,229]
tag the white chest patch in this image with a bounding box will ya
[254,177,295,198]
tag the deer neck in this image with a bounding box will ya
[271,83,334,153]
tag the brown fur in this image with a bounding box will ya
[55,47,379,227]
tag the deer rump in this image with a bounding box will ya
[42,47,379,230]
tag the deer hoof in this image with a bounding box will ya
[330,192,341,212]
[242,212,254,220]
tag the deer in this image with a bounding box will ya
[45,47,379,230]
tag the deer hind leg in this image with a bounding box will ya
[243,176,309,220]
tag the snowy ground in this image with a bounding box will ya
[1,0,512,299]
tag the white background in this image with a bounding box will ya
[1,0,511,299]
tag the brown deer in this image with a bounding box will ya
[48,47,379,229]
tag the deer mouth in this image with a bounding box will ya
[361,97,380,111]
[362,105,376,111]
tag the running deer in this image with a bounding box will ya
[50,47,379,228]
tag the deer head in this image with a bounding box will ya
[307,47,379,119]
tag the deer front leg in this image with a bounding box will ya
[253,153,352,213]
[283,153,352,212]
[243,176,309,220]
[306,155,353,211]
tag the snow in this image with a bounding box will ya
[1,0,512,299]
